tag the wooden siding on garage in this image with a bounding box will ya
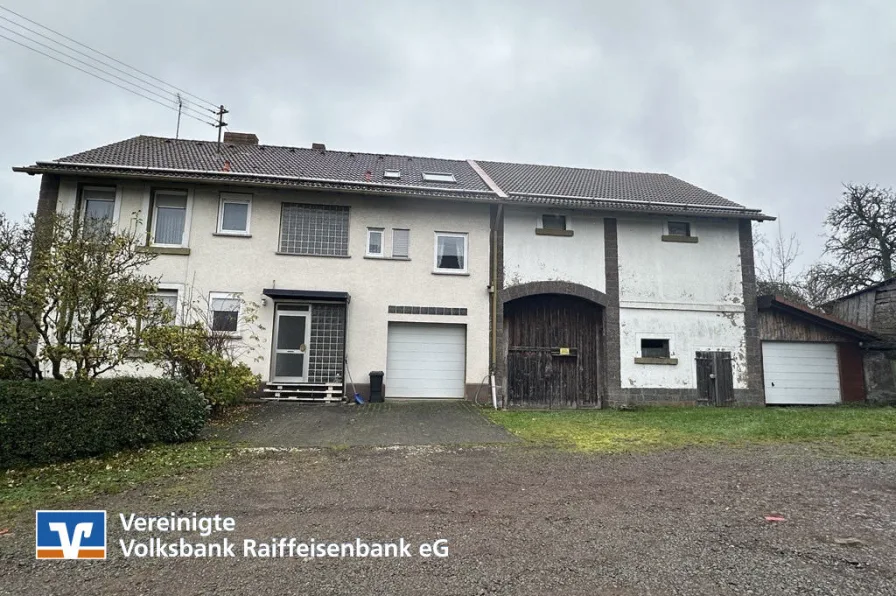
[759,309,858,343]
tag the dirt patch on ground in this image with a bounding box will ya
[2,444,895,595]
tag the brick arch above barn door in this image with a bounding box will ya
[501,281,609,307]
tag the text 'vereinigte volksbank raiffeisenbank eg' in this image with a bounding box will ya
[115,512,449,559]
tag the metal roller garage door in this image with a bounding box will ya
[386,323,466,398]
[762,342,841,405]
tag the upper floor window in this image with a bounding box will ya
[662,221,698,243]
[279,203,349,257]
[218,193,252,235]
[667,221,691,237]
[392,229,410,258]
[434,232,467,274]
[542,214,567,231]
[151,189,188,246]
[367,228,384,257]
[81,186,116,234]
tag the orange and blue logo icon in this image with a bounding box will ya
[35,510,106,559]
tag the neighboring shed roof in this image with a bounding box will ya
[14,135,773,219]
[824,276,896,305]
[758,295,879,341]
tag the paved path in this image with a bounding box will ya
[210,400,518,447]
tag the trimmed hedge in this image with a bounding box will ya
[0,378,208,468]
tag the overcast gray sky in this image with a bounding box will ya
[1,0,894,270]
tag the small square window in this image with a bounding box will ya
[150,289,179,323]
[667,221,691,237]
[434,232,467,273]
[542,214,567,231]
[218,193,251,235]
[210,293,240,333]
[422,172,456,183]
[384,169,401,179]
[367,228,384,256]
[641,339,670,359]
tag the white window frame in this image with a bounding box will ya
[433,232,469,274]
[148,188,193,248]
[208,291,242,336]
[150,284,182,325]
[422,172,457,183]
[384,169,401,179]
[80,184,121,227]
[391,228,410,259]
[366,228,385,257]
[217,192,252,236]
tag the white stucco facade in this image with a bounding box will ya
[617,216,747,389]
[54,177,491,392]
[502,207,605,293]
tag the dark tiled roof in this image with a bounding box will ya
[57,136,492,193]
[476,160,742,208]
[18,134,771,217]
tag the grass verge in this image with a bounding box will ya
[1,441,236,525]
[486,406,896,455]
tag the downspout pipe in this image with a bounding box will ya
[489,204,504,409]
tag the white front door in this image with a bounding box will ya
[762,341,841,405]
[272,307,311,382]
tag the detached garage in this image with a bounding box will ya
[386,323,467,398]
[758,295,877,405]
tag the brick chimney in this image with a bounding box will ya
[223,132,259,145]
[311,142,326,152]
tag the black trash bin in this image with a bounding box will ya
[369,371,385,403]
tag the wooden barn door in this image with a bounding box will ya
[695,351,734,406]
[505,295,602,408]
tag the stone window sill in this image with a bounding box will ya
[432,270,470,276]
[213,232,252,238]
[275,252,351,258]
[661,235,698,243]
[364,255,411,261]
[138,246,191,255]
[535,228,574,237]
[634,357,679,365]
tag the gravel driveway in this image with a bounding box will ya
[2,444,895,595]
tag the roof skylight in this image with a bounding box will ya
[384,169,401,179]
[422,172,456,183]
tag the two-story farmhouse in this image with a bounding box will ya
[14,133,772,407]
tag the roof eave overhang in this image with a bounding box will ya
[13,162,774,220]
[757,295,879,341]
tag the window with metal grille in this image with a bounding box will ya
[667,221,691,237]
[641,339,670,358]
[542,214,567,231]
[392,229,410,258]
[279,203,350,256]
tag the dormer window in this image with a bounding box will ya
[422,172,456,183]
[384,169,401,179]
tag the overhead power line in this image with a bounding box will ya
[0,23,215,123]
[0,14,218,118]
[0,32,216,127]
[0,4,218,110]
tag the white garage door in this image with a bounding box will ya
[386,323,466,398]
[762,342,841,405]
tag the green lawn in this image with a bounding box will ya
[0,441,237,525]
[486,406,896,455]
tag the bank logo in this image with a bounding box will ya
[36,510,106,559]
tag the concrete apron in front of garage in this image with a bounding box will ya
[212,400,519,448]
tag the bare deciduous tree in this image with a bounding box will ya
[754,224,806,303]
[815,183,896,295]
